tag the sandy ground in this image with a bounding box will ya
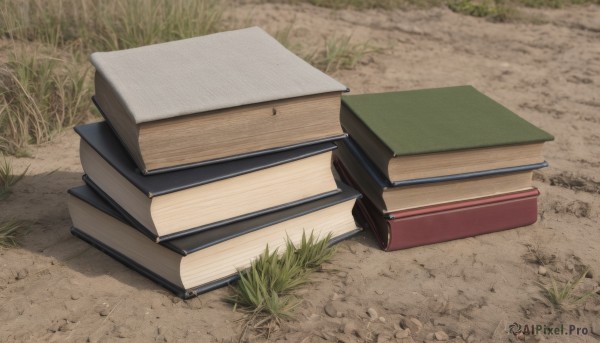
[1,3,599,342]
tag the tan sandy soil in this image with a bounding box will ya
[1,3,599,342]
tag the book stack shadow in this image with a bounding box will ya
[333,86,554,251]
[67,27,361,298]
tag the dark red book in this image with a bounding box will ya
[334,158,539,251]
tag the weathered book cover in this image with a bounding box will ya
[91,26,348,124]
[341,85,554,156]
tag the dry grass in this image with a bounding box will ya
[0,0,225,52]
[314,34,380,73]
[0,155,27,200]
[275,23,379,73]
[0,46,91,154]
[0,220,29,248]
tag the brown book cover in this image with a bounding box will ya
[334,158,539,251]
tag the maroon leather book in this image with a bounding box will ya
[334,158,540,251]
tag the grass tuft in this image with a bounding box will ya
[0,47,91,154]
[538,268,595,308]
[0,0,225,52]
[0,220,30,248]
[230,231,336,334]
[308,34,379,73]
[0,155,28,200]
[448,0,514,21]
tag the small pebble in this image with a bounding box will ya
[324,302,338,318]
[434,331,449,341]
[395,328,411,339]
[400,317,423,333]
[342,320,357,335]
[71,294,81,300]
[375,289,384,295]
[379,316,386,323]
[585,269,593,279]
[538,266,547,276]
[367,307,378,320]
[171,296,181,304]
[99,309,109,316]
[410,318,423,333]
[15,270,28,280]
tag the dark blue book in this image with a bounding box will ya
[68,183,361,298]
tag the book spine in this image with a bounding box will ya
[388,188,539,219]
[386,195,539,251]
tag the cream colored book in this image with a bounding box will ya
[91,26,348,174]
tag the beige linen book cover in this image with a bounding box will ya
[91,26,348,173]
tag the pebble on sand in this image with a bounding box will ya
[324,302,338,318]
[400,317,423,333]
[538,266,547,276]
[367,307,378,320]
[395,328,411,339]
[434,331,449,341]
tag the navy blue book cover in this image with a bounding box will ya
[69,184,361,298]
[75,121,339,197]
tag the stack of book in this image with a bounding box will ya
[67,27,361,298]
[334,86,554,251]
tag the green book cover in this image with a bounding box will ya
[341,86,554,156]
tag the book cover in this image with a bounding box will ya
[341,86,554,156]
[90,26,348,124]
[75,121,339,196]
[69,184,362,298]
